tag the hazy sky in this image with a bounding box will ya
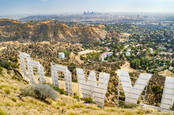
[0,0,174,16]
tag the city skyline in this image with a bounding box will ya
[0,0,174,16]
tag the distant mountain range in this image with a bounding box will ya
[19,13,147,24]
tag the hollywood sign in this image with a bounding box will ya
[19,52,174,111]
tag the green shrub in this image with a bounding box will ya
[0,108,6,115]
[49,84,67,95]
[20,84,58,101]
[4,89,10,94]
[81,97,95,104]
[20,86,35,97]
[73,94,79,100]
[11,97,17,102]
[118,101,137,108]
[0,66,2,75]
[0,59,11,70]
[170,104,174,111]
[136,109,145,115]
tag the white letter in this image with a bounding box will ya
[28,60,45,84]
[117,70,152,104]
[76,68,110,107]
[19,52,31,80]
[51,63,72,95]
[160,77,174,111]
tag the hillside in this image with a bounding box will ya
[0,66,171,115]
[1,19,174,114]
[0,19,106,43]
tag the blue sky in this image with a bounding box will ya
[0,0,174,16]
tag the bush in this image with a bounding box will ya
[20,84,58,101]
[0,108,6,115]
[0,66,2,75]
[0,59,11,70]
[118,101,137,108]
[81,97,95,104]
[136,109,145,115]
[170,104,174,111]
[4,89,10,94]
[20,86,35,97]
[49,84,67,95]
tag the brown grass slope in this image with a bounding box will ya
[0,19,106,43]
[0,67,173,115]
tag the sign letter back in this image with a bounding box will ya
[51,63,72,95]
[117,70,152,104]
[76,68,110,107]
[19,52,31,80]
[160,77,174,111]
[28,60,45,84]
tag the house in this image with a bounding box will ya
[125,51,131,56]
[149,48,154,54]
[58,52,65,59]
[100,52,113,62]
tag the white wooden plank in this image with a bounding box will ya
[160,104,171,110]
[118,70,152,104]
[125,98,137,104]
[162,94,174,99]
[160,77,174,110]
[126,93,139,99]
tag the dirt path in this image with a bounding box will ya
[158,70,174,77]
[75,50,100,64]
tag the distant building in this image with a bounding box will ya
[83,11,97,15]
[100,52,113,62]
[58,52,65,59]
[125,51,131,57]
[127,49,131,52]
[124,45,129,49]
[149,48,154,54]
[169,66,173,70]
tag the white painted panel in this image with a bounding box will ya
[160,103,171,110]
[51,63,72,95]
[121,82,132,87]
[94,97,105,102]
[161,98,173,104]
[118,69,152,104]
[93,92,105,98]
[94,87,107,93]
[125,98,137,104]
[164,84,174,89]
[166,77,174,83]
[19,52,31,80]
[133,84,147,90]
[163,94,174,99]
[160,77,174,111]
[28,60,45,84]
[76,68,110,107]
[126,93,139,99]
[163,89,174,95]
[80,84,90,90]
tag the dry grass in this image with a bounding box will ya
[0,68,172,115]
